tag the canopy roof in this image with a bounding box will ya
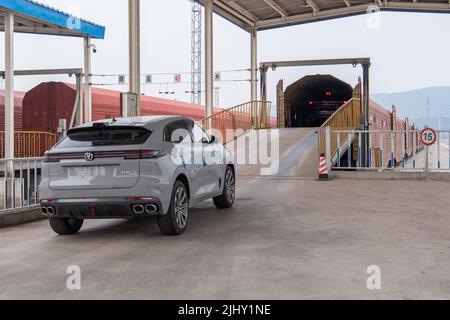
[0,0,105,38]
[197,0,450,31]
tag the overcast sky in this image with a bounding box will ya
[1,0,450,109]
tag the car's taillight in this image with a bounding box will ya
[42,150,164,162]
[41,198,56,203]
[43,152,61,163]
[124,150,165,160]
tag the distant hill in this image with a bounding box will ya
[372,87,450,130]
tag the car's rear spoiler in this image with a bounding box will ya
[67,124,151,135]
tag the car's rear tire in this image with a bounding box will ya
[49,217,84,235]
[157,181,189,236]
[213,166,235,209]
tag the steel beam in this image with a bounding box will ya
[260,58,371,69]
[212,0,255,28]
[205,0,214,125]
[4,10,14,160]
[129,0,141,115]
[263,0,288,18]
[0,68,83,77]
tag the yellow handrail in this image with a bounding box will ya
[0,131,58,158]
[318,98,362,160]
[201,100,272,144]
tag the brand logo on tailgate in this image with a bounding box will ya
[84,152,95,161]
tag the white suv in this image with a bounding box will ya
[39,116,235,236]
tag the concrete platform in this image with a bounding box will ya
[1,177,449,300]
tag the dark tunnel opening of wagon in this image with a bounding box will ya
[283,75,354,128]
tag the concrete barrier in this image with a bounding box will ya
[0,207,45,228]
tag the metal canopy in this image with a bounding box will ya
[0,0,105,38]
[197,0,450,31]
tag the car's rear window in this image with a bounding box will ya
[57,127,152,148]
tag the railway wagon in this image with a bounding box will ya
[369,100,417,167]
[369,100,393,167]
[0,89,24,131]
[404,118,415,157]
[391,106,406,163]
[23,82,276,133]
[399,116,418,158]
[284,74,353,128]
[22,82,217,134]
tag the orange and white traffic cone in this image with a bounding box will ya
[318,153,330,181]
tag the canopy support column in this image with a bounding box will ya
[260,67,268,102]
[4,10,14,160]
[205,0,214,128]
[129,0,141,115]
[84,36,92,123]
[250,28,258,101]
[250,28,258,128]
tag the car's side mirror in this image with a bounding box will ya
[209,135,216,144]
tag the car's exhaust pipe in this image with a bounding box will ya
[133,204,145,215]
[41,207,48,215]
[47,207,55,216]
[145,204,158,214]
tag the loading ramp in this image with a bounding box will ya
[227,128,319,178]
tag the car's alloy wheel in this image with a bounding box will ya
[225,169,235,204]
[213,166,235,209]
[174,186,189,229]
[157,181,189,235]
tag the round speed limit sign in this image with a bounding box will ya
[420,128,437,146]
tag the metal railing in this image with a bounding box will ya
[318,99,361,159]
[322,129,450,172]
[0,157,43,212]
[0,131,58,158]
[201,101,272,144]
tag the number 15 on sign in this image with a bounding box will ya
[420,128,437,146]
[420,128,437,175]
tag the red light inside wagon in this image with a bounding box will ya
[88,206,96,216]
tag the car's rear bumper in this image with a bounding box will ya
[40,197,163,219]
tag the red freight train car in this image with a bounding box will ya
[369,100,416,167]
[369,100,392,167]
[23,82,220,134]
[23,82,277,135]
[0,89,24,131]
